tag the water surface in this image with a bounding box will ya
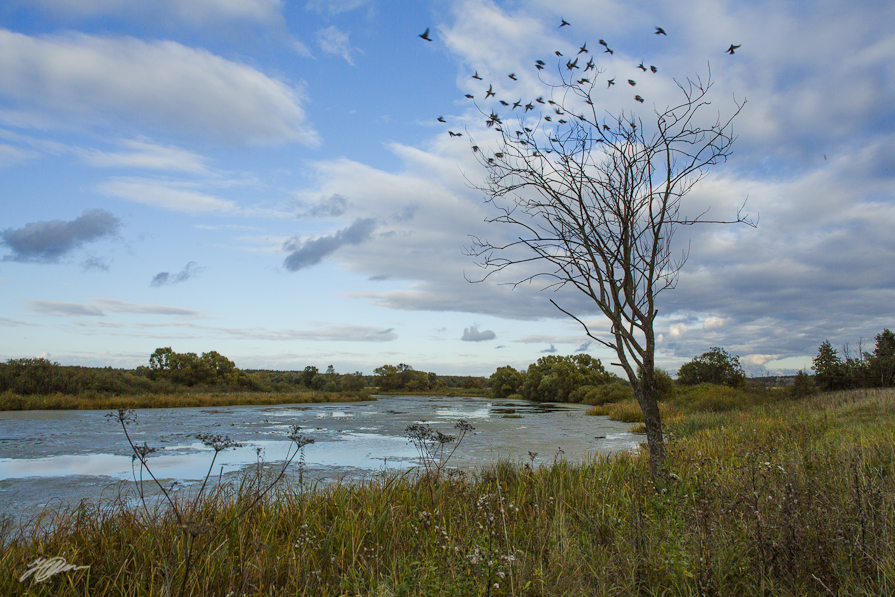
[0,395,639,521]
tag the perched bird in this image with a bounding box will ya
[559,18,570,27]
[437,116,446,123]
[638,62,647,71]
[607,78,615,87]
[472,71,482,80]
[472,145,479,152]
[628,79,636,86]
[650,65,657,73]
[419,28,432,41]
[603,124,611,131]
[448,131,462,137]
[508,73,517,80]
[655,27,666,35]
[555,107,563,114]
[585,58,595,71]
[495,152,504,158]
[727,44,741,54]
[634,95,644,103]
[579,42,588,54]
[585,98,593,105]
[485,85,495,98]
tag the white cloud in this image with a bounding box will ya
[78,139,211,173]
[0,30,318,145]
[461,324,496,342]
[703,317,725,330]
[743,354,782,367]
[97,178,238,213]
[317,26,355,65]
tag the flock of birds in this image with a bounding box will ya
[418,20,741,141]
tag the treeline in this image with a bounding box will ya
[812,329,895,391]
[0,348,370,397]
[372,363,485,392]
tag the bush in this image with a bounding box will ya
[677,347,746,388]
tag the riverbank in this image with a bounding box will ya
[3,387,893,595]
[0,390,373,411]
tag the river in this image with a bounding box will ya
[0,395,639,523]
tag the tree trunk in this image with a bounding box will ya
[636,372,666,479]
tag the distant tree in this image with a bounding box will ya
[301,366,319,389]
[871,329,895,387]
[812,340,848,391]
[789,370,816,398]
[490,365,524,398]
[677,347,746,388]
[521,354,611,402]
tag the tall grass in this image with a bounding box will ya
[3,388,894,595]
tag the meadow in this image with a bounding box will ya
[3,386,894,596]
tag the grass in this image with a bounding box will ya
[0,390,373,411]
[3,388,895,595]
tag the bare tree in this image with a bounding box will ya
[462,50,753,478]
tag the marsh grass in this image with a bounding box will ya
[0,390,371,411]
[4,388,895,596]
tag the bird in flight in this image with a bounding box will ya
[437,116,446,123]
[577,78,590,85]
[508,73,517,80]
[485,85,495,98]
[525,103,534,111]
[634,95,644,103]
[555,50,563,56]
[628,79,636,86]
[638,62,647,71]
[559,18,570,27]
[512,99,522,110]
[535,59,545,70]
[499,100,509,106]
[584,58,595,71]
[604,47,614,55]
[607,78,615,87]
[650,65,657,73]
[655,27,666,35]
[448,131,462,137]
[465,94,474,99]
[727,44,741,54]
[419,28,432,41]
[472,71,482,80]
[599,39,608,47]
[566,58,579,70]
[579,43,588,54]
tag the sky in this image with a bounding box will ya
[0,0,893,378]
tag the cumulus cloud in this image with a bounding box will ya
[1,208,120,263]
[0,30,318,145]
[317,26,355,65]
[283,218,376,271]
[305,0,370,15]
[461,324,496,342]
[151,262,204,287]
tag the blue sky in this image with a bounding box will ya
[1,0,893,377]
